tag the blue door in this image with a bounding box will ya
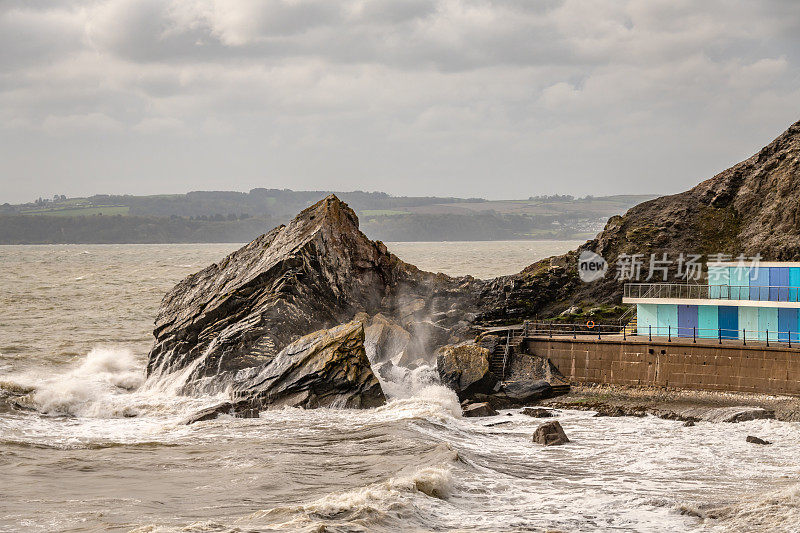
[678,305,698,337]
[718,306,738,339]
[750,268,769,301]
[778,308,798,342]
[770,267,789,301]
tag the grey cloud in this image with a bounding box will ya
[0,0,799,204]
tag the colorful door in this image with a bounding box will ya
[778,308,798,342]
[769,267,789,301]
[729,267,749,300]
[698,306,718,338]
[677,305,698,337]
[750,268,769,301]
[657,304,678,338]
[718,306,738,339]
[739,307,759,342]
[758,307,779,341]
[637,304,657,337]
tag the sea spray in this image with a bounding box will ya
[19,346,144,417]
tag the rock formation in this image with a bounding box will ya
[229,321,385,409]
[147,194,481,387]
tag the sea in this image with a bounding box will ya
[1,242,799,532]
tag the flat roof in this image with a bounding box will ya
[711,262,800,268]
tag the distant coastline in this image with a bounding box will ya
[0,189,657,244]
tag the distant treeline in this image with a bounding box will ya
[0,214,280,244]
[361,213,575,241]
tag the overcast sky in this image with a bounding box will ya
[1,0,798,203]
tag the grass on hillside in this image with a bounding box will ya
[22,205,130,216]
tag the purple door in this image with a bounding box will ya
[678,305,698,337]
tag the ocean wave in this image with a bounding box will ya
[682,482,800,532]
[9,346,144,417]
[241,463,455,532]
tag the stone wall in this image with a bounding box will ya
[525,337,800,395]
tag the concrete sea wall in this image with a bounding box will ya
[525,337,800,395]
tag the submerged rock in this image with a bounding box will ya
[462,402,499,417]
[746,435,772,445]
[183,401,259,425]
[532,420,570,446]
[521,407,555,418]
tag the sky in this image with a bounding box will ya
[1,0,799,204]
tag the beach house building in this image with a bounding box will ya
[623,262,800,343]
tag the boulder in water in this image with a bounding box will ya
[746,435,772,445]
[500,380,553,404]
[521,407,555,418]
[532,420,570,446]
[462,402,499,417]
[232,321,386,409]
[182,400,259,425]
[436,343,497,401]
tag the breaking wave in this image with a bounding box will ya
[683,482,800,532]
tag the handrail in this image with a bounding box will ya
[624,283,800,303]
[501,329,511,380]
[519,321,800,349]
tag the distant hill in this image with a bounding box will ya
[0,189,658,244]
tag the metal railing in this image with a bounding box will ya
[522,321,800,348]
[624,283,800,303]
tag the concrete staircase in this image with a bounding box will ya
[488,335,524,378]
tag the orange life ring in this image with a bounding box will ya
[586,320,595,329]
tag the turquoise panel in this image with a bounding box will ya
[698,305,718,338]
[739,307,759,342]
[729,267,750,300]
[657,304,678,337]
[758,307,779,342]
[636,304,657,337]
[708,266,729,299]
[790,268,800,302]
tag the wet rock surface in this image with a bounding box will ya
[746,436,772,445]
[521,407,556,418]
[462,402,499,417]
[230,321,386,409]
[532,421,570,446]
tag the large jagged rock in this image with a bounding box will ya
[230,321,385,409]
[147,195,482,387]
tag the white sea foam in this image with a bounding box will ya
[20,346,144,417]
[692,482,800,532]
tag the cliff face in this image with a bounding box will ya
[475,119,800,322]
